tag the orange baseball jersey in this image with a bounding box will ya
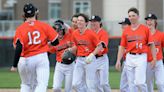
[48,33,73,62]
[72,29,100,56]
[147,30,164,62]
[13,20,58,57]
[162,32,164,47]
[68,27,79,36]
[120,24,152,53]
[67,28,74,34]
[96,28,109,55]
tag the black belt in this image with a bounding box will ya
[79,56,86,57]
[79,55,103,58]
[95,55,103,58]
[59,61,73,65]
[129,52,142,55]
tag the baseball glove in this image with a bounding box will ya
[62,50,76,64]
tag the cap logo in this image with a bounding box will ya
[27,10,32,13]
[92,16,95,19]
[148,14,152,17]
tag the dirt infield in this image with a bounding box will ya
[0,89,121,92]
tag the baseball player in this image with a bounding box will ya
[57,14,78,35]
[89,15,111,92]
[116,18,131,92]
[145,13,164,92]
[63,14,78,35]
[48,20,75,92]
[71,14,78,31]
[115,7,156,92]
[10,3,59,92]
[71,13,104,92]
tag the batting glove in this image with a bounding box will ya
[85,53,96,64]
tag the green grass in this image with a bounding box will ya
[0,67,121,89]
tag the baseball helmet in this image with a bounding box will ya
[53,20,65,35]
[23,3,38,18]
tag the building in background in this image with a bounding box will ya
[0,0,163,36]
[0,0,17,20]
[14,0,103,20]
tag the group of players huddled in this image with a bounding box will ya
[10,3,164,92]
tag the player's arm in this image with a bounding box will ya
[115,46,125,71]
[67,33,77,55]
[11,40,22,72]
[85,31,104,64]
[85,43,104,64]
[91,30,105,55]
[46,23,59,46]
[50,38,59,46]
[147,28,156,68]
[99,31,109,48]
[68,45,77,55]
[47,43,57,56]
[92,43,103,55]
[150,43,156,59]
[115,31,126,71]
[149,43,157,68]
[116,46,125,63]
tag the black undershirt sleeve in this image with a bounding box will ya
[12,40,22,67]
[101,42,107,48]
[51,39,59,46]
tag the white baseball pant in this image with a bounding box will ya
[72,57,87,92]
[18,52,50,92]
[146,59,164,92]
[96,54,111,92]
[53,62,74,92]
[125,53,148,92]
[120,61,129,92]
[85,60,97,92]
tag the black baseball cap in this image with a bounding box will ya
[119,18,131,25]
[23,3,38,18]
[89,15,101,22]
[145,13,157,20]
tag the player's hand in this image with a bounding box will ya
[115,60,121,71]
[10,66,17,72]
[150,59,156,69]
[85,53,96,64]
[61,48,71,58]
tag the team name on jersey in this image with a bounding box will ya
[154,41,161,46]
[77,40,89,46]
[126,35,143,42]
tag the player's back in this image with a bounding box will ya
[15,20,57,57]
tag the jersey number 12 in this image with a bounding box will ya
[28,31,41,45]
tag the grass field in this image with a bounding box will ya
[0,67,159,92]
[0,67,121,89]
